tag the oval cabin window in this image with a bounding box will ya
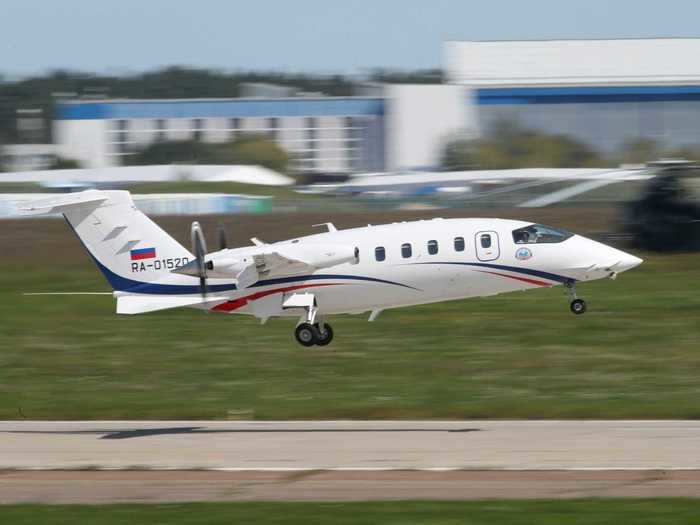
[427,240,439,255]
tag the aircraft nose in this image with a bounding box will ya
[610,251,643,274]
[618,252,643,272]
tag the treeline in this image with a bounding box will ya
[0,67,441,144]
[126,135,290,174]
[441,121,700,170]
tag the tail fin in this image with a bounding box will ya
[23,190,193,293]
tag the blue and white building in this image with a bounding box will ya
[54,97,388,173]
[447,38,700,154]
[54,38,700,172]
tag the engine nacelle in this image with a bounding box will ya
[280,243,358,269]
[205,257,253,279]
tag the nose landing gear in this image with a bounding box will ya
[565,281,587,315]
[570,298,587,315]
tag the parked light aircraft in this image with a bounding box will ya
[22,190,643,346]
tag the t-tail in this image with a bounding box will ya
[20,190,215,314]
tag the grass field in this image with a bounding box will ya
[2,500,700,524]
[0,213,698,420]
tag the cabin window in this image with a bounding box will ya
[401,243,412,258]
[427,240,439,255]
[375,246,386,262]
[454,236,465,252]
[480,234,492,249]
[512,224,573,244]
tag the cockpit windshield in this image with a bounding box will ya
[512,224,573,244]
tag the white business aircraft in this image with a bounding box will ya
[22,190,643,346]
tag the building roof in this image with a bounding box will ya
[446,38,700,87]
[56,97,384,120]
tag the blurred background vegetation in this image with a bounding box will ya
[125,135,291,174]
[0,67,442,145]
[440,120,700,171]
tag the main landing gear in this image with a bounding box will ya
[289,294,335,346]
[565,280,587,315]
[294,322,334,347]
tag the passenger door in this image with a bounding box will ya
[475,231,500,261]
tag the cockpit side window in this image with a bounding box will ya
[512,224,573,244]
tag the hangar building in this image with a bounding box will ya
[54,38,700,172]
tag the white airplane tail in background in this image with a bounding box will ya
[21,190,194,293]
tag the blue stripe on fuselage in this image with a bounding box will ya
[411,262,573,284]
[101,261,417,295]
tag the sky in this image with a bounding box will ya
[2,0,700,76]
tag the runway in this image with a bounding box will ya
[2,420,699,471]
[1,420,699,502]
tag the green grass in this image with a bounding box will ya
[0,253,699,420]
[3,500,700,524]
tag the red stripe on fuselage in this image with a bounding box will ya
[477,270,552,287]
[211,283,343,313]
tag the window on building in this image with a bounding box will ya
[155,119,166,142]
[268,117,279,141]
[305,117,317,170]
[115,119,129,153]
[345,116,357,171]
[375,246,386,262]
[401,243,412,258]
[230,118,240,141]
[192,119,204,141]
[454,237,465,252]
[427,240,439,255]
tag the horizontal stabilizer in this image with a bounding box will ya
[24,292,112,296]
[116,295,220,314]
[19,190,108,216]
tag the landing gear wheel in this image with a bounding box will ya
[295,323,318,347]
[314,323,334,346]
[570,298,587,315]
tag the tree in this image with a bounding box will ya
[618,138,662,165]
[440,121,604,170]
[222,134,290,173]
[125,135,289,173]
[48,156,81,170]
[440,136,477,171]
[126,140,226,166]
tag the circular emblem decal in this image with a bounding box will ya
[515,247,533,261]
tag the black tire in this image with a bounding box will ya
[314,323,334,346]
[295,323,318,347]
[570,298,587,315]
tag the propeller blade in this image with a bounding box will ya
[190,221,208,299]
[191,221,208,258]
[217,224,228,251]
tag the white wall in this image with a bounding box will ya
[446,39,700,86]
[385,85,473,171]
[54,119,112,168]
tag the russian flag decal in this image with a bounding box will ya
[130,247,156,261]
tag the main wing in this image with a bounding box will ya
[175,243,358,289]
